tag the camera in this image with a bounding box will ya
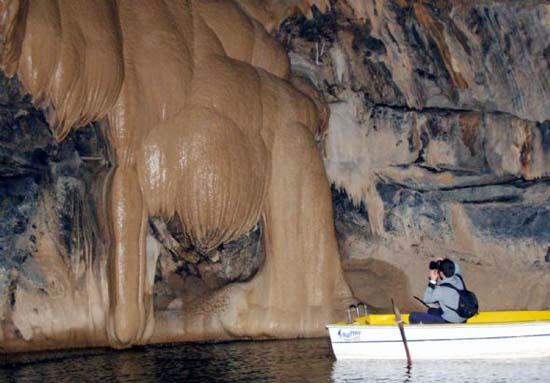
[429,260,441,270]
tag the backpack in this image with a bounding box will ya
[440,275,479,319]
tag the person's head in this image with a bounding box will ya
[438,258,455,279]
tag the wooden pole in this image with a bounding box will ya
[392,299,412,366]
[413,295,430,309]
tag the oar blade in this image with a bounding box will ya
[391,299,412,366]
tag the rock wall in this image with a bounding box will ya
[0,75,270,349]
[0,74,110,349]
[1,0,549,352]
[277,0,550,311]
[0,0,352,352]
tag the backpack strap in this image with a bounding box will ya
[439,282,460,292]
[440,275,466,292]
[438,283,461,314]
[456,274,467,290]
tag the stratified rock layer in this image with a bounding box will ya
[279,0,550,312]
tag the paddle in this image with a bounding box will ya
[413,295,431,309]
[391,299,412,366]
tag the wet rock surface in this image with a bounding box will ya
[0,74,110,343]
[279,0,550,311]
[1,0,549,346]
[0,76,265,341]
[151,218,264,309]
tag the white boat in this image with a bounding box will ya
[327,311,550,360]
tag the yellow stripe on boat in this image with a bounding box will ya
[468,311,550,323]
[351,311,550,325]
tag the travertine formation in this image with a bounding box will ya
[1,0,549,353]
[0,0,351,351]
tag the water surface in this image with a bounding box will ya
[2,338,550,382]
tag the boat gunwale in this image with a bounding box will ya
[326,320,550,330]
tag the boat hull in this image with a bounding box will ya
[327,321,550,360]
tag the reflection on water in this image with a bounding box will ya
[0,338,334,382]
[332,359,550,383]
[1,338,550,382]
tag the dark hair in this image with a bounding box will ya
[439,259,455,278]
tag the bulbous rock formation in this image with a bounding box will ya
[0,0,351,350]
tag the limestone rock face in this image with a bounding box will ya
[0,0,351,352]
[278,0,550,312]
[1,0,549,352]
[0,75,110,349]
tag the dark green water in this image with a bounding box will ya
[2,338,550,382]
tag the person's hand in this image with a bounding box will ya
[435,257,444,262]
[429,269,439,281]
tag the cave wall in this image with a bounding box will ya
[0,74,270,349]
[0,74,110,348]
[0,0,549,351]
[0,0,353,351]
[277,0,550,311]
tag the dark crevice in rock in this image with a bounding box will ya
[152,218,265,308]
[538,121,550,151]
[380,167,550,193]
[332,184,369,220]
[278,7,338,47]
[459,195,521,205]
[365,100,549,125]
[150,217,200,265]
[411,163,480,176]
[0,73,109,324]
[331,185,372,257]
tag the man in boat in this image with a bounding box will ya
[409,258,467,324]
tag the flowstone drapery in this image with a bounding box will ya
[0,0,351,350]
